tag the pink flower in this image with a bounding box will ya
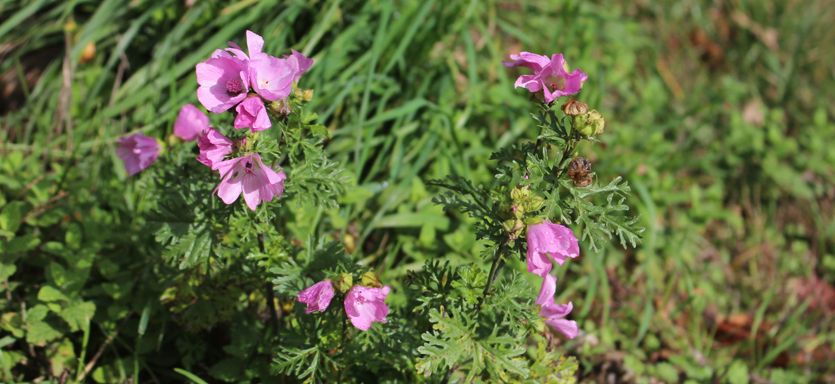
[196,55,249,113]
[225,30,267,62]
[285,49,313,83]
[116,133,160,177]
[196,128,234,168]
[174,104,209,141]
[344,285,391,331]
[526,221,580,277]
[297,281,335,314]
[234,96,271,131]
[503,52,587,103]
[535,274,578,339]
[214,154,286,211]
[249,55,294,101]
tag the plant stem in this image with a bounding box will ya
[476,245,505,312]
[338,312,348,383]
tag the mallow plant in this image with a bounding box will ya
[116,33,642,383]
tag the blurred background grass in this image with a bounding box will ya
[1,0,834,382]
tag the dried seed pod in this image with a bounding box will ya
[574,175,593,187]
[567,157,593,187]
[561,98,588,116]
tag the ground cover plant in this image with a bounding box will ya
[1,0,834,383]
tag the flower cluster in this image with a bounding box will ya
[503,51,593,339]
[116,31,313,211]
[297,271,391,331]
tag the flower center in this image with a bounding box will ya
[226,78,244,95]
[548,76,566,91]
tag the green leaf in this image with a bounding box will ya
[273,346,336,382]
[65,223,83,250]
[209,358,245,382]
[37,286,69,302]
[26,304,50,323]
[0,263,16,282]
[5,233,40,253]
[175,368,210,384]
[0,202,21,233]
[26,320,62,346]
[307,124,330,138]
[58,302,95,332]
[724,360,749,384]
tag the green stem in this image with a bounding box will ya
[337,312,348,383]
[476,245,505,312]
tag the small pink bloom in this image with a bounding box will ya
[249,55,294,101]
[196,55,249,113]
[116,133,160,177]
[536,274,578,339]
[234,96,272,131]
[344,285,391,331]
[285,49,314,83]
[297,281,335,314]
[174,104,209,141]
[196,128,234,168]
[503,52,587,103]
[214,154,286,211]
[526,221,580,277]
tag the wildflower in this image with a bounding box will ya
[234,96,272,131]
[297,280,335,314]
[249,55,294,101]
[116,133,160,177]
[196,55,249,113]
[535,274,578,339]
[196,128,234,168]
[344,285,391,331]
[503,52,587,103]
[214,154,286,211]
[526,221,580,277]
[285,49,314,83]
[174,104,209,141]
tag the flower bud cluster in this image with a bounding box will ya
[499,185,545,241]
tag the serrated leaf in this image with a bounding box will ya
[37,286,69,302]
[26,320,62,346]
[59,301,95,332]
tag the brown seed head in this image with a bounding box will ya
[561,98,589,116]
[567,157,593,187]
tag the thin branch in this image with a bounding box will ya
[77,311,133,383]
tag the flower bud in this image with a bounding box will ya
[510,185,532,201]
[80,41,96,64]
[561,99,588,116]
[503,218,525,241]
[361,270,383,288]
[572,110,605,137]
[303,89,314,101]
[269,98,292,117]
[332,272,353,293]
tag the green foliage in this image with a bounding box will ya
[1,0,833,383]
[416,307,529,382]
